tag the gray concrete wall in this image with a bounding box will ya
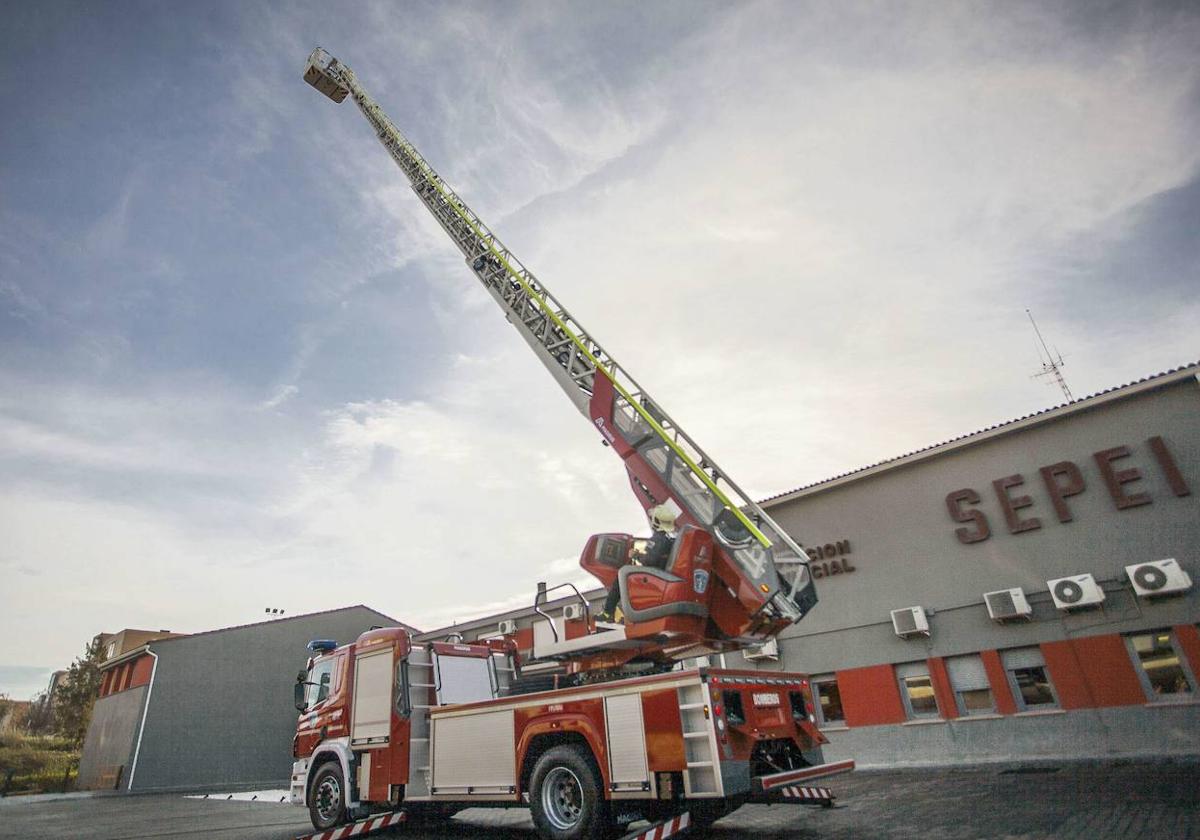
[77,686,146,790]
[760,376,1199,674]
[128,606,395,791]
[819,703,1200,769]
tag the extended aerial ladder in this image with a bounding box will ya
[303,48,817,669]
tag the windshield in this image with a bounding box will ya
[306,658,335,709]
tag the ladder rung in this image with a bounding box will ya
[683,732,709,739]
[410,683,435,688]
[679,703,707,711]
[410,738,429,742]
[686,761,714,768]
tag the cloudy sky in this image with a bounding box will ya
[1,1,1197,699]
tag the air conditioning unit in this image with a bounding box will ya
[984,588,1033,622]
[1047,574,1105,611]
[890,606,929,638]
[742,637,779,661]
[497,619,517,636]
[1125,559,1192,598]
[563,603,587,621]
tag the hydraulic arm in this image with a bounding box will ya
[303,48,817,640]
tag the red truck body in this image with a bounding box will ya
[291,627,852,838]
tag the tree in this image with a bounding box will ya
[24,693,55,735]
[53,638,106,746]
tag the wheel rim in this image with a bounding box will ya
[315,775,342,824]
[541,766,584,830]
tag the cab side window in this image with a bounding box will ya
[308,659,335,707]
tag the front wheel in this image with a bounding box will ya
[308,761,347,830]
[529,744,611,840]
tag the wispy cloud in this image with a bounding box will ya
[0,1,1197,678]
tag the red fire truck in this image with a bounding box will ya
[290,626,852,839]
[293,49,854,838]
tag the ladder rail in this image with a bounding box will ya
[303,49,817,622]
[324,54,791,554]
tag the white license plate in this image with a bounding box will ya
[752,692,780,707]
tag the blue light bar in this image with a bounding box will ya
[307,639,338,653]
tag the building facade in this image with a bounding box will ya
[78,605,402,791]
[422,363,1200,768]
[94,629,185,663]
[754,363,1199,767]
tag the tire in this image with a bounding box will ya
[308,761,347,831]
[529,744,611,840]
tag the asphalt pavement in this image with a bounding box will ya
[1,760,1197,840]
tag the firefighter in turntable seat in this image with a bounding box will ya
[597,505,677,622]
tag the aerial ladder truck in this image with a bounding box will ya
[291,48,853,840]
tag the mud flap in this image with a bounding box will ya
[616,810,692,840]
[294,809,407,840]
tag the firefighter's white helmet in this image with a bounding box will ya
[649,504,678,533]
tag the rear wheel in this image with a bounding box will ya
[529,744,611,840]
[308,761,347,830]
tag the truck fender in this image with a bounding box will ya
[516,714,608,794]
[307,737,358,809]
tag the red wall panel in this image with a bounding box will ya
[836,664,905,726]
[1040,641,1092,709]
[1042,635,1145,710]
[130,654,154,689]
[1071,635,1145,707]
[980,649,1017,715]
[927,657,957,719]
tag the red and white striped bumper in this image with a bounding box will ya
[776,784,834,802]
[294,809,407,840]
[753,758,855,793]
[618,811,691,840]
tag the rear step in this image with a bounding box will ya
[294,810,406,840]
[751,784,836,807]
[753,758,855,793]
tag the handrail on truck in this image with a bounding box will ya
[533,581,592,643]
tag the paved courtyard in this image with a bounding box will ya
[1,760,1197,840]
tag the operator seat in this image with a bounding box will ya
[618,525,713,624]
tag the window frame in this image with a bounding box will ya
[810,676,845,727]
[945,654,995,717]
[896,663,941,720]
[1000,647,1059,712]
[1124,628,1197,703]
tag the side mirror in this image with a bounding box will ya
[294,674,307,712]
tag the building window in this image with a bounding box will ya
[1126,630,1195,701]
[945,655,994,715]
[1001,647,1058,711]
[811,677,844,726]
[896,662,940,719]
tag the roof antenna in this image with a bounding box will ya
[1026,309,1073,402]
